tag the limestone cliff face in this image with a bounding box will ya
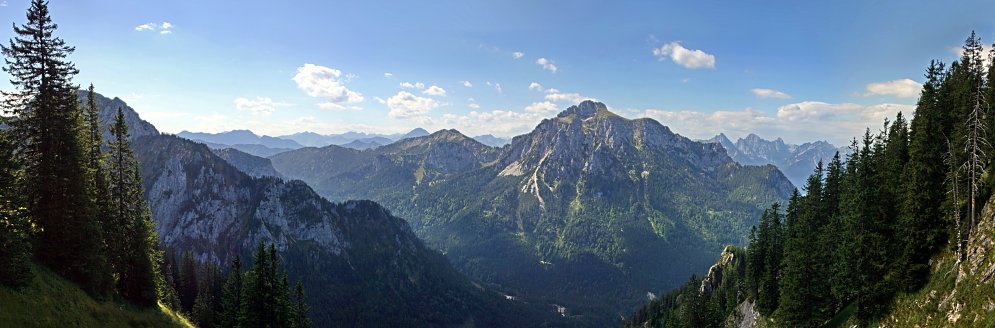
[211,147,282,179]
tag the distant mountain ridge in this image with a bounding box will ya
[90,92,574,327]
[270,100,794,324]
[706,133,848,188]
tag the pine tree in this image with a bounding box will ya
[898,60,949,290]
[757,203,782,316]
[220,256,244,328]
[0,0,110,296]
[107,108,160,306]
[292,282,312,328]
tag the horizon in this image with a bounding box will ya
[1,0,993,144]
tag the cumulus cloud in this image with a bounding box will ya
[528,82,544,92]
[462,80,473,88]
[525,101,558,114]
[318,103,363,111]
[233,97,288,115]
[653,41,715,69]
[423,85,447,96]
[468,103,480,109]
[536,58,558,73]
[545,92,589,103]
[441,109,542,136]
[513,51,525,59]
[400,81,426,89]
[639,101,914,145]
[752,88,792,99]
[387,91,439,120]
[384,72,393,78]
[135,21,173,34]
[863,79,922,98]
[485,81,503,93]
[292,64,364,103]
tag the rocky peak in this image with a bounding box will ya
[556,100,607,119]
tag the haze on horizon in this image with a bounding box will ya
[0,0,992,145]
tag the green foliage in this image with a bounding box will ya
[622,246,747,328]
[0,262,193,328]
[1,0,111,297]
[629,31,995,328]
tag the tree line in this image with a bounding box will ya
[746,31,993,327]
[625,31,994,327]
[160,243,311,328]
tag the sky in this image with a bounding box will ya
[0,0,993,145]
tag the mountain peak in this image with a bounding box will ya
[427,128,469,141]
[557,100,608,119]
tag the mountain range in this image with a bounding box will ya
[86,91,574,327]
[269,100,794,323]
[706,133,848,188]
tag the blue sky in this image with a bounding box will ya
[1,0,993,144]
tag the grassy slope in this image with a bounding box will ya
[0,263,193,328]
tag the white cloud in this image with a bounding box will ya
[441,109,542,136]
[318,103,363,111]
[400,81,426,89]
[384,72,393,78]
[513,51,525,59]
[423,85,447,96]
[292,63,364,103]
[653,41,715,69]
[462,80,473,88]
[135,21,173,34]
[536,58,558,73]
[234,97,288,115]
[387,91,439,120]
[639,101,914,145]
[863,79,922,98]
[545,92,588,103]
[525,101,558,114]
[468,103,480,109]
[528,82,544,92]
[751,88,792,99]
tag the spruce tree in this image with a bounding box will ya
[292,282,312,328]
[0,0,110,296]
[107,108,160,306]
[220,256,244,328]
[898,60,949,290]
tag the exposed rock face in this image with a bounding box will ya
[707,133,847,188]
[211,147,282,178]
[77,90,159,139]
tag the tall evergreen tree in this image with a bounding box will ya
[192,262,224,328]
[220,256,244,328]
[107,108,160,306]
[0,0,110,296]
[292,282,312,328]
[898,60,950,290]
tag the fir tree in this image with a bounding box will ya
[107,108,160,306]
[0,0,110,296]
[220,256,244,328]
[292,282,312,328]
